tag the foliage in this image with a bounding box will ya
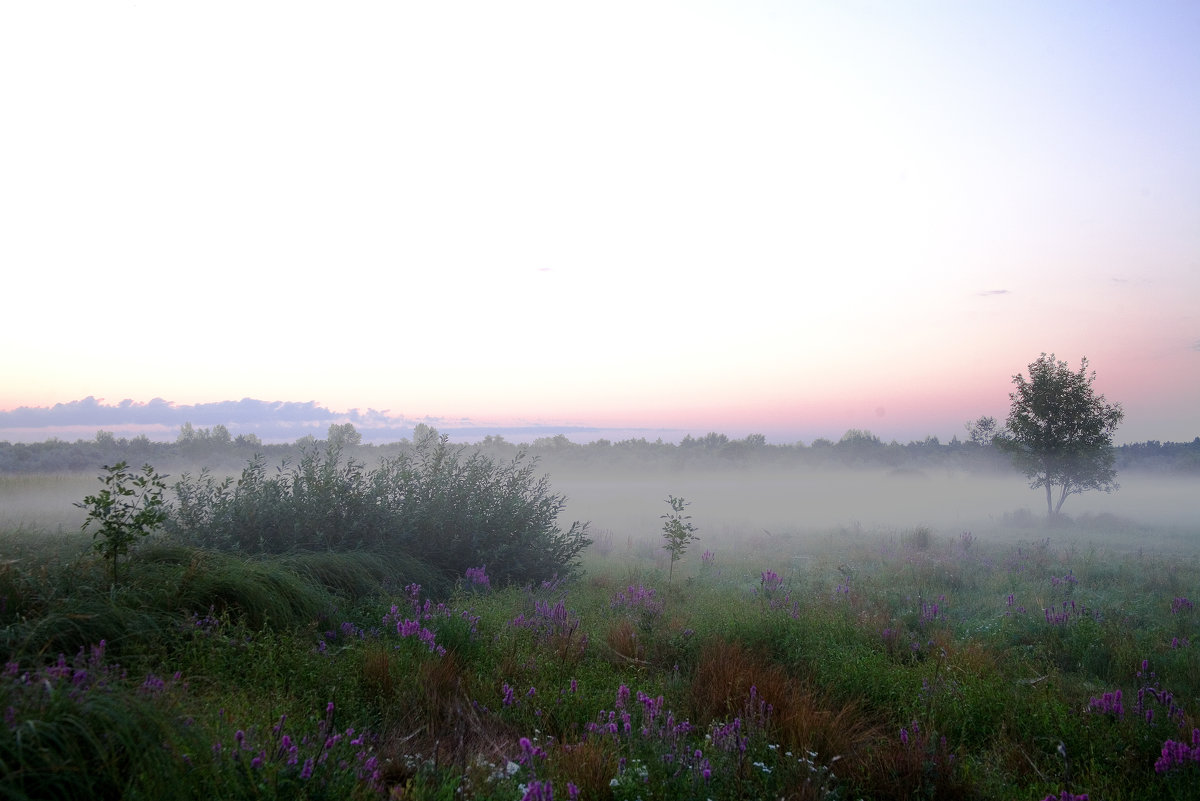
[660,495,699,585]
[2,422,1198,475]
[998,354,1125,516]
[327,422,362,449]
[6,480,1200,800]
[167,438,590,586]
[966,415,999,447]
[74,461,168,582]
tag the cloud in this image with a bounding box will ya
[976,289,1010,296]
[0,397,342,428]
[0,397,676,445]
[1110,275,1152,287]
[0,397,390,441]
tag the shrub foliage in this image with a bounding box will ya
[168,437,590,585]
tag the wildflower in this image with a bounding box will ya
[1155,728,1200,773]
[610,584,663,615]
[1088,689,1123,719]
[760,570,784,593]
[465,565,491,589]
[520,736,546,763]
[140,673,167,695]
[300,757,314,780]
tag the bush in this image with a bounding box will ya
[167,438,590,586]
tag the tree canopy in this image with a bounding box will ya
[998,353,1125,516]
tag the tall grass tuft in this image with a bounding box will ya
[171,551,331,630]
[1,689,190,800]
[282,548,446,602]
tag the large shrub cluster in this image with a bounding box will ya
[167,437,589,586]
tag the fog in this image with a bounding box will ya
[2,464,1196,556]
[0,473,94,532]
[547,464,1200,555]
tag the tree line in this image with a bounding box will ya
[1,421,1195,475]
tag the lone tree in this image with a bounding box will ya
[998,354,1124,516]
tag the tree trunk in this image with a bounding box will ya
[1055,484,1070,514]
[1045,481,1053,517]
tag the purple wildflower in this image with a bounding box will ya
[521,779,554,801]
[1155,728,1200,773]
[465,565,491,590]
[1088,689,1124,719]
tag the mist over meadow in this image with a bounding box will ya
[2,425,1196,544]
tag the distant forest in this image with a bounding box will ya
[1,423,1197,475]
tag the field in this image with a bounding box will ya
[1,464,1199,800]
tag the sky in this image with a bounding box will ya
[2,1,1198,445]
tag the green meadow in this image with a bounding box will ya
[1,448,1198,800]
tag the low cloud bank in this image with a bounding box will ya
[0,397,672,445]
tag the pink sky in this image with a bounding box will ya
[1,2,1197,445]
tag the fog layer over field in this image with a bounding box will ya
[547,465,1200,551]
[0,473,95,531]
[2,464,1196,553]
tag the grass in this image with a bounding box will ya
[2,519,1200,800]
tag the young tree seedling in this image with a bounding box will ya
[77,461,169,584]
[661,494,699,586]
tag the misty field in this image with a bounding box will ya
[2,462,1199,800]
